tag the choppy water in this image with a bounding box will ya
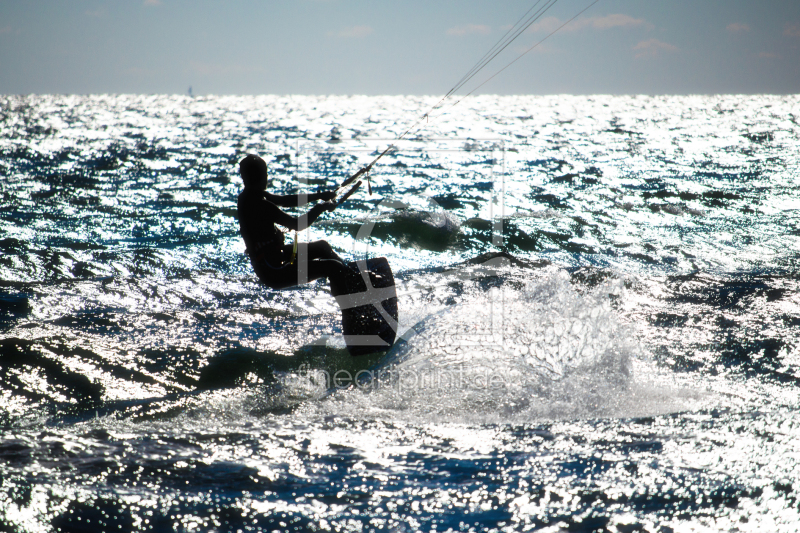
[1,94,799,532]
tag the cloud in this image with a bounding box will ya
[785,24,800,37]
[528,14,649,33]
[328,25,374,38]
[726,22,750,33]
[0,25,22,37]
[446,24,491,37]
[85,7,106,18]
[587,14,649,30]
[143,0,161,6]
[758,52,778,59]
[633,38,678,58]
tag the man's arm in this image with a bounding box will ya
[263,198,336,232]
[264,191,336,208]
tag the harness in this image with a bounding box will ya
[246,229,286,266]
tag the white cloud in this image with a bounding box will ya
[785,24,800,37]
[329,25,374,38]
[143,0,162,6]
[446,24,491,37]
[633,38,678,58]
[0,26,12,35]
[85,7,106,18]
[528,14,649,33]
[726,23,750,33]
[587,14,649,30]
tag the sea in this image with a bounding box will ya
[1,94,799,532]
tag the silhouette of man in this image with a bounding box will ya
[237,154,349,291]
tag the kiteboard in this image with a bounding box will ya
[325,179,398,356]
[330,257,398,356]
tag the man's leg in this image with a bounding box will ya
[303,240,343,263]
[280,240,347,288]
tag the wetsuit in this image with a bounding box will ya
[237,187,348,291]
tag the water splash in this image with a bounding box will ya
[255,268,691,424]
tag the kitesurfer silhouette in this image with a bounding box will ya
[237,154,350,291]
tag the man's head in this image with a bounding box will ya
[239,154,268,190]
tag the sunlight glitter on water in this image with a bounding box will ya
[2,94,800,531]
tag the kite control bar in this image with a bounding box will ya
[289,181,362,265]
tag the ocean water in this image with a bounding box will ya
[1,93,799,532]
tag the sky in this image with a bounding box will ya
[1,0,799,95]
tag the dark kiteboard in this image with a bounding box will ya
[330,257,398,356]
[328,179,398,356]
